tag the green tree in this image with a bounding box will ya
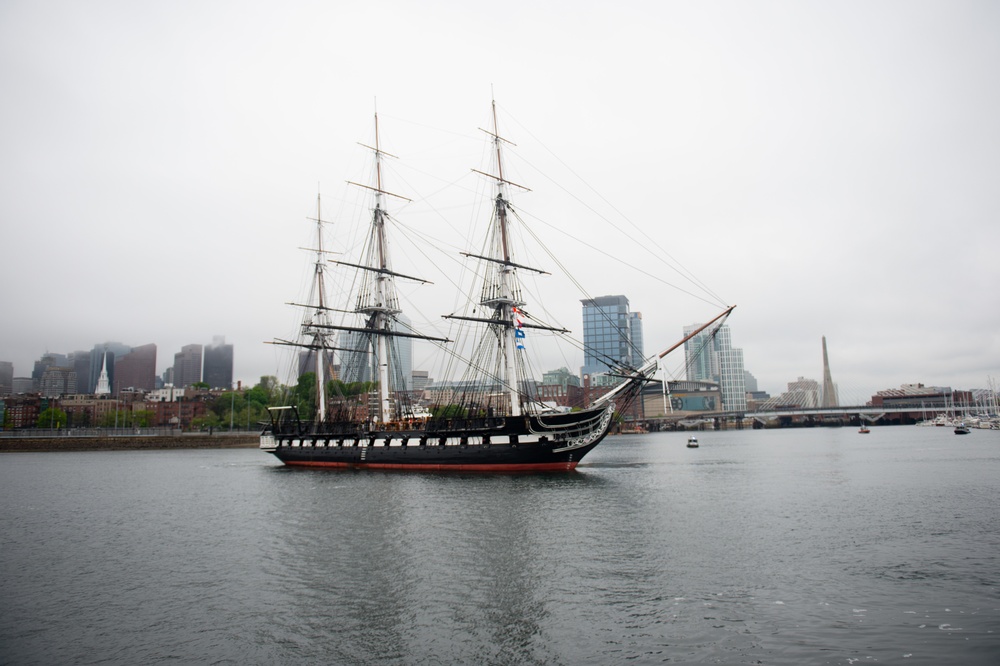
[294,372,317,420]
[431,404,466,419]
[191,381,210,390]
[131,410,154,428]
[68,410,92,427]
[192,413,222,430]
[37,407,68,429]
[254,376,281,404]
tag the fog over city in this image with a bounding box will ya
[2,0,998,404]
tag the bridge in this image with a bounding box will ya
[634,404,963,430]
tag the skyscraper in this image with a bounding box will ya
[113,343,157,393]
[203,336,234,389]
[683,324,719,382]
[581,295,643,379]
[40,366,76,397]
[173,344,203,388]
[394,314,413,391]
[338,316,412,389]
[716,326,747,411]
[0,361,12,396]
[683,323,747,411]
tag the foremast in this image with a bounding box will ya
[358,114,399,424]
[445,100,566,418]
[486,100,522,417]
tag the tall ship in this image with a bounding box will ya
[261,101,734,471]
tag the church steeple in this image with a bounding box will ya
[95,352,111,395]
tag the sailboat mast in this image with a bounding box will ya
[373,112,392,423]
[313,193,327,423]
[490,100,521,418]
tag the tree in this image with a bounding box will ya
[192,413,222,431]
[37,408,68,429]
[294,372,317,420]
[431,404,466,419]
[131,410,154,428]
[68,410,92,427]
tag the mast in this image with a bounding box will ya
[453,99,550,418]
[304,192,336,423]
[491,100,521,418]
[345,111,430,425]
[372,113,392,423]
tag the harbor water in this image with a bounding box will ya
[2,426,998,664]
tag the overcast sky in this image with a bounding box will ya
[2,0,998,404]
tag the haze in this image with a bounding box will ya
[2,0,998,404]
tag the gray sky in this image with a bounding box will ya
[2,0,998,404]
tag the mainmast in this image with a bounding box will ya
[309,193,331,422]
[371,114,393,423]
[491,101,522,418]
[334,112,447,424]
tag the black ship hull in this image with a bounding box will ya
[262,405,615,472]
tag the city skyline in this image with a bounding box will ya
[2,324,993,405]
[2,2,997,403]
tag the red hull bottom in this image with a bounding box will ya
[281,460,578,472]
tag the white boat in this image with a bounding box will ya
[686,435,699,448]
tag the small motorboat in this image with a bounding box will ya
[954,423,971,435]
[858,424,870,434]
[687,435,699,448]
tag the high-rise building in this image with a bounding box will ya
[70,352,91,394]
[40,366,77,397]
[411,370,431,393]
[203,336,234,389]
[113,343,157,393]
[683,323,746,411]
[173,344,203,388]
[298,349,336,383]
[683,324,719,382]
[628,312,644,365]
[716,326,747,411]
[338,315,412,390]
[12,377,34,394]
[394,314,413,391]
[32,353,68,384]
[0,361,12,396]
[759,377,821,410]
[581,295,643,379]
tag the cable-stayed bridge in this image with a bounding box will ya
[637,404,983,429]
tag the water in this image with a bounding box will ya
[2,427,998,665]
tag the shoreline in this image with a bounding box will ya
[0,435,260,453]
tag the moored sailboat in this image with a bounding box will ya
[260,101,734,471]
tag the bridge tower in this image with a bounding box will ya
[821,336,838,408]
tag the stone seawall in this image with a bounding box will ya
[0,435,259,453]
